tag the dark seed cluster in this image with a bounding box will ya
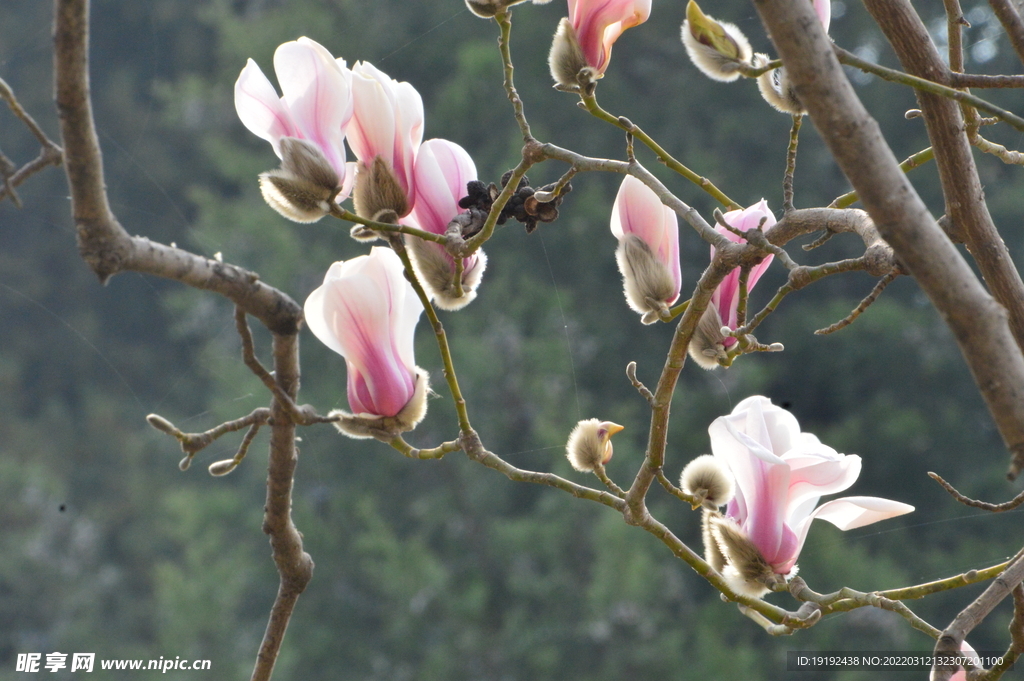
[459,170,572,234]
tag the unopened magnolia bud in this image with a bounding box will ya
[566,419,624,473]
[331,368,430,441]
[352,156,409,224]
[681,1,752,82]
[208,459,238,476]
[616,234,677,325]
[710,515,784,598]
[755,54,805,115]
[680,454,735,509]
[548,18,599,89]
[407,237,488,311]
[688,303,729,369]
[147,413,176,434]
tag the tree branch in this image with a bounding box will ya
[751,0,1024,480]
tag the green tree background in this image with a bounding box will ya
[1,0,1023,678]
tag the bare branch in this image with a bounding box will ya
[988,0,1024,66]
[146,409,271,470]
[929,472,1024,511]
[933,554,1024,680]
[625,361,655,406]
[816,268,901,335]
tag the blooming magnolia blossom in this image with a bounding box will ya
[610,175,682,324]
[405,138,488,310]
[303,247,429,440]
[688,199,775,368]
[549,0,652,88]
[704,396,914,597]
[235,37,354,220]
[347,61,424,223]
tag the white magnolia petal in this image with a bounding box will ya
[234,59,294,154]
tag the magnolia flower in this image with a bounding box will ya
[930,640,979,681]
[347,62,424,225]
[235,38,353,222]
[549,0,652,88]
[681,0,753,83]
[610,175,682,324]
[704,396,914,597]
[303,247,430,440]
[405,139,488,310]
[688,199,775,369]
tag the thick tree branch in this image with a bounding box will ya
[861,0,1024,367]
[752,0,1024,480]
[988,0,1024,66]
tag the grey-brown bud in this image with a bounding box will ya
[406,237,488,311]
[680,454,735,509]
[688,303,729,369]
[755,54,805,115]
[616,234,677,325]
[352,156,409,225]
[548,18,599,90]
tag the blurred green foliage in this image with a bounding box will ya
[1,0,1023,679]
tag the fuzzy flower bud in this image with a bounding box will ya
[259,137,340,222]
[566,419,624,472]
[610,175,682,324]
[680,454,735,509]
[755,54,805,115]
[681,1,752,82]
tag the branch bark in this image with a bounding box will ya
[861,0,1024,363]
[52,3,313,680]
[750,0,1024,479]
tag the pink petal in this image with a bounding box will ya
[273,39,352,177]
[786,496,914,573]
[348,63,398,167]
[234,59,296,156]
[410,139,475,235]
[571,0,651,73]
[610,175,682,296]
[813,0,831,33]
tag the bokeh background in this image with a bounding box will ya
[2,0,1024,678]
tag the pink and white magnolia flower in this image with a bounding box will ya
[689,199,775,368]
[405,138,488,310]
[610,174,682,324]
[235,37,353,193]
[549,0,652,87]
[814,0,831,33]
[346,61,424,222]
[303,247,430,439]
[706,396,914,596]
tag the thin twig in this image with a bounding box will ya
[829,147,934,209]
[579,94,741,209]
[495,10,532,141]
[929,472,1024,511]
[389,437,462,460]
[783,114,802,212]
[815,268,900,335]
[971,134,1024,164]
[834,46,1024,133]
[146,408,272,470]
[625,361,654,405]
[655,469,703,508]
[593,463,626,497]
[950,73,1024,88]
